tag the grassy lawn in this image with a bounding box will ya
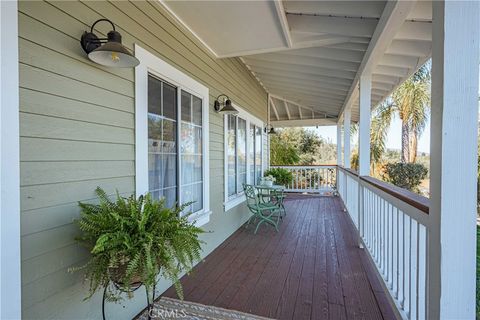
[477,226,479,318]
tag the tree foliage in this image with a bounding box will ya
[270,128,336,165]
[264,167,294,186]
[371,62,431,164]
[381,163,428,193]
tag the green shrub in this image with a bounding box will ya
[382,162,428,193]
[70,187,205,301]
[264,167,294,186]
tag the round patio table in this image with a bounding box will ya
[255,184,287,218]
[255,184,285,191]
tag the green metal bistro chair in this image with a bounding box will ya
[243,184,282,234]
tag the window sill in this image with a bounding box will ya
[224,194,246,212]
[188,209,211,227]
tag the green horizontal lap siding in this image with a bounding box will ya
[18,0,267,318]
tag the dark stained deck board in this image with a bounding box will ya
[228,199,307,313]
[244,199,311,318]
[162,196,396,320]
[274,199,314,319]
[311,197,329,320]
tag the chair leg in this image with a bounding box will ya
[254,212,279,234]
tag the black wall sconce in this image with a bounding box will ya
[81,19,140,68]
[264,124,276,135]
[213,94,239,114]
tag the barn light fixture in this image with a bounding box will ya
[80,19,140,68]
[264,124,276,135]
[213,94,238,114]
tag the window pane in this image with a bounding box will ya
[181,155,193,185]
[180,91,203,212]
[181,155,202,185]
[148,76,161,115]
[148,74,177,205]
[249,124,255,184]
[162,120,176,153]
[227,115,237,196]
[181,90,191,122]
[162,82,176,120]
[194,126,202,154]
[255,126,262,184]
[148,115,162,153]
[181,123,194,154]
[148,154,163,191]
[192,182,203,213]
[181,125,203,155]
[163,154,177,188]
[192,95,202,126]
[181,184,193,213]
[163,187,177,208]
[237,118,247,191]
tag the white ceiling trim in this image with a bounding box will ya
[273,0,293,48]
[339,0,417,117]
[272,118,338,127]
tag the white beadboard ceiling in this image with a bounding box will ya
[161,0,432,126]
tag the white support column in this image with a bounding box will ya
[343,108,351,168]
[358,74,371,176]
[267,94,271,167]
[429,2,479,319]
[0,0,21,318]
[336,120,342,166]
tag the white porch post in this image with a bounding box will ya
[357,74,371,246]
[358,74,371,176]
[429,1,479,319]
[343,108,351,168]
[0,0,21,318]
[336,120,342,166]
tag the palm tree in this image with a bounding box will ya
[371,63,431,163]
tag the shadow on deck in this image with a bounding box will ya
[163,196,396,320]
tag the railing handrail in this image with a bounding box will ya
[360,176,430,214]
[270,164,337,167]
[337,165,359,177]
[337,165,429,214]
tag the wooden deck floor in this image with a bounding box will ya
[163,196,396,320]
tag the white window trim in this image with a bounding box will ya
[223,105,264,212]
[134,45,210,226]
[1,1,21,318]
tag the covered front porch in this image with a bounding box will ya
[162,195,395,320]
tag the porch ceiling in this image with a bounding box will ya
[161,0,432,125]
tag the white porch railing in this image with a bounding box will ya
[338,166,430,320]
[269,165,336,193]
[338,167,359,228]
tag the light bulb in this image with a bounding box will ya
[111,52,120,62]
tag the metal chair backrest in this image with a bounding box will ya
[243,184,259,207]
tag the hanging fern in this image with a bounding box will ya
[70,187,205,302]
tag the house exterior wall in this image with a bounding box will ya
[18,1,267,318]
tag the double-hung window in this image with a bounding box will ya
[225,107,264,211]
[135,45,210,226]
